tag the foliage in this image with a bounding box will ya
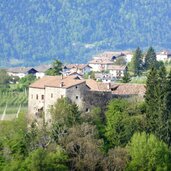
[0,69,10,91]
[45,59,62,76]
[130,47,143,76]
[18,74,36,90]
[145,66,171,144]
[102,147,129,171]
[105,99,145,148]
[0,1,171,66]
[114,56,127,65]
[59,123,104,171]
[23,147,68,171]
[50,98,80,141]
[122,67,131,83]
[144,47,157,70]
[127,132,171,171]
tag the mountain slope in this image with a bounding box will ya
[0,0,170,66]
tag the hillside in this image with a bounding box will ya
[0,0,171,67]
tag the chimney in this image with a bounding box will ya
[60,81,64,87]
[107,83,111,90]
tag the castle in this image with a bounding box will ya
[28,75,145,123]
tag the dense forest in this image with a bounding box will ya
[0,0,171,66]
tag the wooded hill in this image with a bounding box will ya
[0,0,170,66]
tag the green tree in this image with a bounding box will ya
[145,67,159,133]
[0,69,10,91]
[127,132,171,171]
[114,56,127,65]
[144,47,157,70]
[59,123,104,171]
[45,59,62,76]
[19,74,36,90]
[161,70,171,145]
[145,66,171,144]
[130,47,143,76]
[104,99,145,148]
[50,98,80,141]
[122,67,131,83]
[23,147,68,171]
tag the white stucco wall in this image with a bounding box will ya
[44,87,67,122]
[28,87,45,122]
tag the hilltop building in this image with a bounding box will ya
[156,50,171,61]
[6,64,52,79]
[28,75,146,124]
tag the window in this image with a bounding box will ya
[51,93,53,98]
[61,95,64,98]
[41,95,44,100]
[75,86,78,89]
[31,94,33,99]
[86,108,89,112]
[36,94,38,100]
[76,96,78,99]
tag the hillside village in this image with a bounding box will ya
[4,49,171,123]
[6,49,171,80]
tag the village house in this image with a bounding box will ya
[108,65,126,78]
[89,51,132,72]
[7,67,38,78]
[95,73,116,83]
[89,59,114,72]
[156,50,171,62]
[34,64,52,78]
[6,64,52,79]
[62,64,92,76]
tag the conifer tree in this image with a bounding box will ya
[145,67,159,133]
[122,67,131,83]
[131,47,143,76]
[162,70,171,145]
[144,47,157,70]
[155,66,167,141]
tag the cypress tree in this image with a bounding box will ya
[122,66,131,83]
[145,66,171,145]
[155,66,167,141]
[145,67,159,133]
[162,71,171,145]
[145,47,157,70]
[131,47,143,76]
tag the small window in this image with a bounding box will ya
[61,95,64,98]
[51,93,53,98]
[76,96,78,99]
[75,86,78,89]
[31,94,33,99]
[86,108,89,112]
[36,94,38,100]
[41,95,44,100]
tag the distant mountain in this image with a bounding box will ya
[0,0,171,67]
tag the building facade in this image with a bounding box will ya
[28,76,89,123]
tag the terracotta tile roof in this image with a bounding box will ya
[7,67,35,73]
[108,65,126,70]
[30,75,85,89]
[64,64,91,70]
[35,64,52,72]
[157,50,171,56]
[111,83,146,96]
[89,59,114,65]
[86,79,111,92]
